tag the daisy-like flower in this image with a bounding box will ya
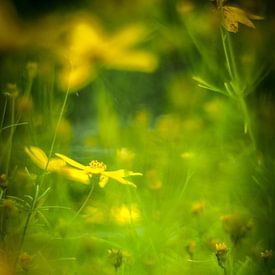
[59,21,158,91]
[212,0,264,33]
[25,146,142,188]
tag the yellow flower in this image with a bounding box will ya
[25,146,142,187]
[110,204,141,225]
[82,206,107,224]
[215,242,228,253]
[213,0,264,33]
[59,22,158,91]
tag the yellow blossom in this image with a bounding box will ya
[82,206,107,224]
[191,201,205,215]
[25,146,142,188]
[110,204,141,225]
[213,0,264,33]
[59,22,158,91]
[215,242,228,253]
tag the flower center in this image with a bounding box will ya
[88,160,107,173]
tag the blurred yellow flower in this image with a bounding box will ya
[59,22,158,91]
[215,242,227,252]
[25,146,142,187]
[110,204,141,225]
[82,206,107,224]
[191,201,205,215]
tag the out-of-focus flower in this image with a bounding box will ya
[176,1,194,14]
[186,240,196,259]
[3,83,19,98]
[108,249,123,271]
[116,148,136,166]
[26,62,38,80]
[110,204,141,225]
[191,201,205,215]
[25,146,142,188]
[145,169,162,190]
[82,206,107,224]
[215,242,228,269]
[16,95,33,114]
[212,0,264,33]
[59,22,158,91]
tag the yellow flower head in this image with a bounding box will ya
[88,160,107,174]
[110,204,141,225]
[58,21,158,91]
[215,242,228,253]
[25,146,142,188]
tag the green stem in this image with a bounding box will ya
[71,180,95,223]
[15,184,39,265]
[238,97,256,149]
[220,28,234,80]
[0,97,8,136]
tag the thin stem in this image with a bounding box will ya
[226,33,238,83]
[238,97,256,149]
[71,180,95,223]
[220,28,234,80]
[15,184,39,266]
[47,88,70,163]
[0,97,8,135]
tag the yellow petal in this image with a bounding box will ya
[59,167,90,184]
[25,146,49,170]
[102,169,140,188]
[98,175,109,188]
[105,51,158,72]
[59,61,96,91]
[55,153,87,170]
[109,25,147,49]
[70,22,103,54]
[47,158,66,172]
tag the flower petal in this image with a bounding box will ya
[59,167,90,184]
[102,169,140,188]
[98,175,109,188]
[55,153,87,170]
[25,146,49,170]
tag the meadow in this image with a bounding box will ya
[0,0,274,274]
